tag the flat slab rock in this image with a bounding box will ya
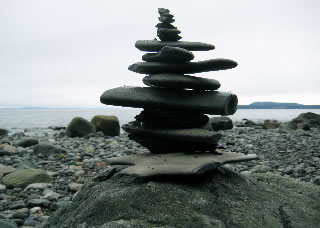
[122,124,221,144]
[129,59,237,74]
[106,152,257,177]
[142,46,194,63]
[135,40,215,51]
[143,73,221,90]
[100,86,238,115]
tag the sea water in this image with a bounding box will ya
[1,108,320,134]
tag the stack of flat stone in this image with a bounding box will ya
[101,8,256,177]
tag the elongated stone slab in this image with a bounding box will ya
[100,86,238,115]
[142,47,194,63]
[128,59,237,74]
[122,123,221,144]
[143,74,220,90]
[155,23,177,29]
[135,40,215,51]
[106,152,257,177]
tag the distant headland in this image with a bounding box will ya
[238,102,320,109]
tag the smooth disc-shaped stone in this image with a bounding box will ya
[159,13,174,18]
[128,59,237,74]
[128,134,218,153]
[159,16,175,23]
[143,73,221,90]
[158,34,182,42]
[142,46,194,63]
[135,40,215,51]
[100,86,238,115]
[123,123,221,144]
[157,28,181,36]
[155,23,177,29]
[106,152,257,177]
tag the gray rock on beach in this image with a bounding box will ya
[263,120,280,129]
[0,144,17,156]
[33,143,65,156]
[2,168,51,189]
[211,116,233,131]
[0,128,9,136]
[16,137,39,148]
[40,171,320,228]
[66,117,96,137]
[91,115,120,136]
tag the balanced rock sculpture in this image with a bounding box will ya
[101,8,257,177]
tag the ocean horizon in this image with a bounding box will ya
[1,107,320,135]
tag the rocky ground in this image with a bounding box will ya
[0,121,319,227]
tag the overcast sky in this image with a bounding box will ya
[0,0,319,108]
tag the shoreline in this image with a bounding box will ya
[0,120,319,226]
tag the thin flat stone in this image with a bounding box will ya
[128,59,237,74]
[159,16,175,23]
[100,86,238,115]
[143,73,221,90]
[106,152,257,177]
[122,123,221,144]
[127,134,218,153]
[142,46,194,63]
[155,23,177,29]
[157,29,181,41]
[135,40,215,51]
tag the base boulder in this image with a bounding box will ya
[40,169,320,228]
[91,115,120,136]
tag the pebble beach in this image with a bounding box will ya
[0,118,319,227]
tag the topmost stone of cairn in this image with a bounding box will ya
[101,8,257,177]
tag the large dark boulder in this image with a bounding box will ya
[40,169,320,228]
[91,115,120,136]
[66,117,96,137]
[292,112,320,128]
[0,128,9,136]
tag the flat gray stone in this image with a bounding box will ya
[158,16,175,23]
[106,151,257,177]
[129,59,237,74]
[142,46,194,63]
[100,86,238,115]
[143,73,221,90]
[155,23,176,29]
[135,40,215,51]
[122,124,221,144]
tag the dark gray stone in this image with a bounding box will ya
[263,120,280,129]
[135,40,215,51]
[211,116,233,131]
[143,73,220,90]
[0,220,18,228]
[157,28,181,41]
[135,109,209,129]
[33,143,65,156]
[142,46,194,63]
[39,171,320,228]
[158,16,175,23]
[100,86,238,115]
[158,8,170,15]
[0,129,9,136]
[16,137,39,148]
[123,123,221,145]
[155,23,176,29]
[91,115,120,136]
[292,112,320,128]
[66,117,96,137]
[27,199,51,208]
[129,59,237,74]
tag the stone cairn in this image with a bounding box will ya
[101,8,257,177]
